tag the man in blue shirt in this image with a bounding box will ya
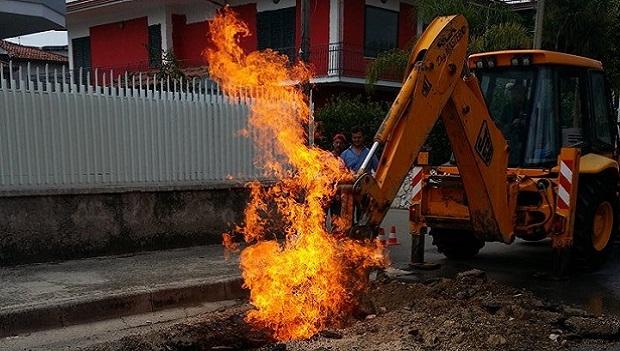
[340,126,379,173]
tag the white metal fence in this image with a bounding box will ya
[0,62,273,194]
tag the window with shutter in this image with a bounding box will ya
[149,24,162,68]
[257,7,296,60]
[72,37,91,69]
[364,6,398,58]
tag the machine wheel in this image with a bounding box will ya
[571,175,617,270]
[431,229,485,259]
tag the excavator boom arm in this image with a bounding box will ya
[353,15,513,242]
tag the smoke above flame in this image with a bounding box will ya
[206,8,384,341]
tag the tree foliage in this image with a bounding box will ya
[416,0,522,36]
[365,48,409,91]
[469,21,532,53]
[542,0,620,90]
[156,50,186,81]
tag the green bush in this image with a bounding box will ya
[314,93,451,165]
[314,94,389,150]
[426,121,452,166]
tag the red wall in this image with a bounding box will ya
[84,2,413,78]
[294,1,330,46]
[310,0,330,47]
[342,0,366,77]
[173,4,257,67]
[399,3,416,49]
[309,0,330,75]
[90,17,149,71]
[292,0,330,74]
[342,0,365,51]
[341,1,416,79]
[234,3,258,53]
[172,14,210,67]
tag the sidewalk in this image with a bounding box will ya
[0,245,244,337]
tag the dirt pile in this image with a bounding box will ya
[82,269,620,351]
[276,269,620,350]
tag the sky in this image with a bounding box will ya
[5,30,68,47]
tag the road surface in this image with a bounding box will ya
[382,208,620,317]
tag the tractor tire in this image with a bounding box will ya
[571,175,618,270]
[431,229,485,259]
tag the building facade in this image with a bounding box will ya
[66,0,418,102]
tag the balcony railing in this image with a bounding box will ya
[309,43,403,81]
[75,43,405,85]
[240,43,404,83]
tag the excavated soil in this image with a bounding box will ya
[82,269,620,351]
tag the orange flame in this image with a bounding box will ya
[206,8,384,341]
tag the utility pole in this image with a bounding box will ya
[533,0,545,49]
[299,0,313,145]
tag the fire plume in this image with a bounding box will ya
[207,8,384,341]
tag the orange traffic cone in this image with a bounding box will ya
[376,227,386,246]
[387,225,400,246]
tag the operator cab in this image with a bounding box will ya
[469,50,616,168]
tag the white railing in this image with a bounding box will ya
[0,61,274,194]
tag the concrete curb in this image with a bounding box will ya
[0,179,278,198]
[0,277,246,338]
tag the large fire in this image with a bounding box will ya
[207,8,384,341]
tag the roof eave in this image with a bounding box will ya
[67,0,134,14]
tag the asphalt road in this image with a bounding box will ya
[381,208,620,317]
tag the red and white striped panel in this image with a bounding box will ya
[411,167,423,202]
[557,160,574,210]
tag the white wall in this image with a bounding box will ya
[329,0,342,45]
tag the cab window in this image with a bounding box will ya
[590,71,612,147]
[478,67,536,166]
[558,69,584,147]
[524,67,557,166]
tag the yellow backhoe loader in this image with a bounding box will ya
[341,15,619,275]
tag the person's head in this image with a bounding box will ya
[351,126,364,148]
[332,133,347,155]
[505,81,527,106]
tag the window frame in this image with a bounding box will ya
[363,5,399,59]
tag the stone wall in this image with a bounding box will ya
[392,166,416,209]
[0,187,249,266]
